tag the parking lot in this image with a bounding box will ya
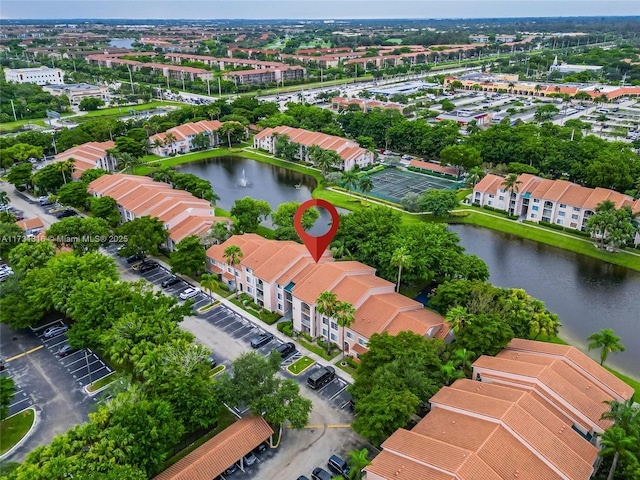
[37,320,114,389]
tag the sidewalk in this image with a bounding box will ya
[151,257,355,385]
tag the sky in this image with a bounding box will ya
[1,0,639,20]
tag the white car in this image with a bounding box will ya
[179,287,201,300]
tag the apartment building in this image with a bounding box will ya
[164,52,285,70]
[253,125,374,171]
[54,141,117,179]
[365,338,634,480]
[149,120,229,156]
[330,97,403,113]
[4,66,64,85]
[473,173,640,244]
[206,235,449,357]
[222,66,306,85]
[88,174,231,250]
[85,54,214,81]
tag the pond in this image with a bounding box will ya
[109,39,136,49]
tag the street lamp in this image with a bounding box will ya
[85,350,93,389]
[180,71,186,91]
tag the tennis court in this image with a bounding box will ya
[360,168,461,204]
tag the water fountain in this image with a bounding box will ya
[239,169,249,187]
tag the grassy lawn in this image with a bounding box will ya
[450,209,640,272]
[86,372,117,393]
[0,409,35,455]
[211,365,226,377]
[0,118,47,133]
[81,100,183,118]
[605,367,640,400]
[297,338,340,361]
[287,356,315,375]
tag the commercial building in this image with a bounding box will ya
[88,174,232,250]
[436,109,492,125]
[206,235,449,359]
[148,120,231,156]
[4,66,64,85]
[54,141,117,179]
[549,55,603,74]
[365,338,634,480]
[472,173,640,244]
[253,125,374,171]
[42,83,109,103]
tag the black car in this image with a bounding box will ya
[138,261,159,272]
[208,355,217,368]
[254,442,268,454]
[161,276,180,288]
[328,455,350,478]
[55,209,77,219]
[126,254,144,264]
[250,332,274,348]
[273,342,296,359]
[311,467,333,480]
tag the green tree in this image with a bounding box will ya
[358,175,374,203]
[439,144,482,179]
[534,104,560,123]
[271,201,319,241]
[346,448,371,480]
[191,131,210,151]
[501,173,522,215]
[56,182,90,209]
[223,244,243,267]
[598,426,638,480]
[587,329,626,366]
[80,168,110,184]
[0,376,15,420]
[454,313,515,357]
[116,216,168,257]
[390,246,412,293]
[440,99,455,112]
[340,170,360,193]
[171,235,206,277]
[418,189,458,216]
[199,273,218,298]
[8,240,56,275]
[79,97,105,111]
[34,163,66,193]
[336,301,356,365]
[46,217,111,255]
[208,221,231,244]
[6,163,33,189]
[90,196,121,226]
[230,197,271,234]
[316,291,340,355]
[217,122,245,148]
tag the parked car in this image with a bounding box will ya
[126,253,144,264]
[54,209,77,219]
[208,355,217,368]
[43,325,68,338]
[225,464,238,475]
[250,332,274,348]
[311,467,333,480]
[327,455,350,478]
[57,344,79,357]
[297,477,310,480]
[242,451,258,467]
[161,276,180,288]
[253,442,268,454]
[138,261,159,272]
[179,287,201,300]
[307,366,336,390]
[273,342,296,359]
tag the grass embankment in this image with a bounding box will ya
[287,356,315,375]
[80,100,183,118]
[86,372,117,393]
[0,409,35,455]
[605,368,640,400]
[0,116,66,133]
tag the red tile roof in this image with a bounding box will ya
[409,159,458,176]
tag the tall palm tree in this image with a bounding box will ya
[534,84,542,96]
[59,158,75,184]
[151,138,164,153]
[341,170,359,195]
[346,448,371,480]
[598,426,638,480]
[223,245,243,267]
[445,306,468,335]
[116,152,138,173]
[508,82,515,94]
[316,291,340,355]
[501,173,522,215]
[163,132,177,154]
[452,348,476,376]
[153,166,175,184]
[358,175,374,204]
[587,329,626,366]
[441,360,465,386]
[466,166,484,187]
[199,273,218,300]
[336,301,356,365]
[391,246,412,293]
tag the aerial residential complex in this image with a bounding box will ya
[148,120,232,156]
[88,174,232,250]
[206,234,450,359]
[473,173,640,244]
[53,141,118,179]
[365,338,634,480]
[253,126,374,171]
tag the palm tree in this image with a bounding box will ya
[151,138,164,153]
[341,170,359,195]
[466,166,484,187]
[358,175,374,204]
[534,84,542,96]
[441,360,465,386]
[316,291,340,356]
[598,426,638,480]
[116,152,138,173]
[163,132,177,154]
[346,448,371,480]
[501,173,522,215]
[223,245,243,267]
[452,348,476,376]
[336,301,356,365]
[390,246,412,293]
[59,158,75,184]
[153,165,175,184]
[445,306,468,335]
[0,191,9,208]
[508,82,515,94]
[587,329,626,366]
[330,240,352,260]
[199,273,218,299]
[601,398,640,436]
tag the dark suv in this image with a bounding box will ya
[55,209,77,219]
[328,455,350,478]
[273,342,296,359]
[139,261,159,272]
[126,254,144,264]
[161,276,180,288]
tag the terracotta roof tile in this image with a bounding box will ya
[365,450,456,480]
[292,261,375,305]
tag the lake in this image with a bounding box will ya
[109,39,136,49]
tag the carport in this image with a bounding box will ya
[153,415,274,480]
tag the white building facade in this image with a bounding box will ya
[4,66,65,85]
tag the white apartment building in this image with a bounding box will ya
[4,66,65,85]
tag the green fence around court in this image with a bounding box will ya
[353,168,463,204]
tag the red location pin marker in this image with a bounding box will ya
[294,199,340,263]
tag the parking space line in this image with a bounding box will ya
[9,397,31,409]
[329,385,348,401]
[5,345,43,362]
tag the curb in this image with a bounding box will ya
[83,372,116,396]
[285,357,316,376]
[0,406,39,461]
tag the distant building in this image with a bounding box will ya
[42,83,108,103]
[4,66,64,85]
[549,55,603,74]
[222,66,306,85]
[54,141,117,179]
[436,109,491,125]
[330,97,403,113]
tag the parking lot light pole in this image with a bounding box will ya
[85,350,93,389]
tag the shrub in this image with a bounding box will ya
[302,332,313,342]
[219,283,230,291]
[277,320,294,336]
[259,309,281,325]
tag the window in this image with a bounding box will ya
[246,276,252,284]
[533,199,540,203]
[488,194,494,198]
[277,283,282,289]
[571,214,579,220]
[358,338,366,346]
[330,333,337,342]
[247,286,253,294]
[322,329,328,337]
[322,317,329,325]
[573,207,580,212]
[532,206,539,211]
[558,211,565,217]
[278,303,282,310]
[245,267,253,274]
[488,201,493,206]
[277,293,282,300]
[330,322,338,330]
[498,195,504,201]
[559,204,566,209]
[531,213,537,219]
[346,331,354,340]
[556,219,563,225]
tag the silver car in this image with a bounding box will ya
[43,325,68,338]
